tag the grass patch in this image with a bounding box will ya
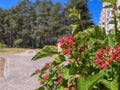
[0,48,29,55]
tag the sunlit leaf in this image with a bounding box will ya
[101,0,117,4]
[32,45,58,60]
[98,77,119,90]
[52,55,66,66]
[71,24,78,35]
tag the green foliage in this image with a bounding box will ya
[0,0,93,48]
[98,77,119,90]
[0,0,69,48]
[13,39,23,46]
[71,24,78,35]
[103,4,112,8]
[32,45,58,60]
[0,42,6,49]
[52,55,66,66]
[101,0,117,4]
[67,0,93,32]
[77,71,105,90]
[35,87,45,90]
[88,26,107,40]
[32,0,120,90]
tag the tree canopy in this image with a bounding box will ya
[0,0,93,48]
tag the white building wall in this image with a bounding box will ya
[99,0,120,34]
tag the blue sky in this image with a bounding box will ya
[0,0,103,25]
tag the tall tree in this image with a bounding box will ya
[0,0,93,48]
[48,2,68,43]
[35,0,53,47]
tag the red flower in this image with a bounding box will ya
[68,61,73,65]
[43,75,49,80]
[95,58,103,65]
[113,46,120,55]
[58,73,63,78]
[77,58,80,62]
[68,83,74,88]
[40,81,44,84]
[108,58,114,64]
[99,63,109,69]
[56,73,63,85]
[34,69,39,74]
[44,63,50,69]
[56,78,63,85]
[116,56,120,62]
[105,46,111,55]
[65,88,69,90]
[63,50,67,55]
[67,48,72,54]
[108,55,115,64]
[96,49,104,57]
[60,43,65,48]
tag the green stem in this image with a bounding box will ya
[80,19,85,31]
[80,19,85,30]
[112,66,114,80]
[79,14,85,31]
[71,53,80,65]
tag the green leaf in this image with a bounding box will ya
[107,34,117,48]
[109,20,114,24]
[35,87,45,90]
[62,67,70,80]
[116,13,120,19]
[98,77,119,90]
[118,6,120,10]
[103,4,112,8]
[77,71,105,90]
[101,0,117,4]
[89,26,106,40]
[32,45,58,60]
[85,71,105,90]
[116,31,120,44]
[52,55,66,66]
[75,30,88,46]
[71,24,78,35]
[77,77,85,90]
[14,39,23,45]
[59,86,66,90]
[75,26,107,48]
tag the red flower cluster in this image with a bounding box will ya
[57,36,76,55]
[95,46,120,69]
[56,73,63,85]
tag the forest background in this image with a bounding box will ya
[0,0,93,48]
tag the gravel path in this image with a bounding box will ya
[0,52,54,90]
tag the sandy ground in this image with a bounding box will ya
[0,51,55,90]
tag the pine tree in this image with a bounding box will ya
[0,0,93,48]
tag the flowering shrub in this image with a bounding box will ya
[32,0,120,90]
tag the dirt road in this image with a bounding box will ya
[0,52,54,90]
